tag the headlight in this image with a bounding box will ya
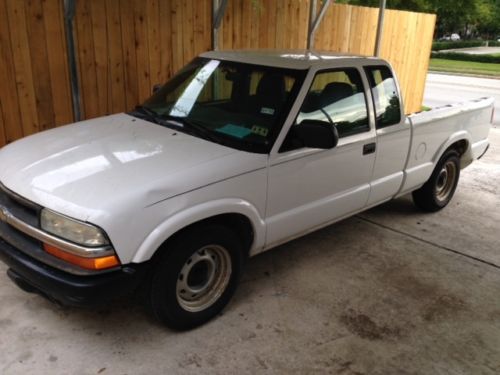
[40,209,109,247]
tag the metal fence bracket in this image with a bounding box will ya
[212,0,229,50]
[307,0,332,50]
[63,0,81,121]
[374,0,387,56]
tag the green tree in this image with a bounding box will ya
[336,0,431,12]
[475,0,500,38]
[338,0,499,38]
[428,0,477,35]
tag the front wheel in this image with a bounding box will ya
[412,149,460,212]
[149,224,243,330]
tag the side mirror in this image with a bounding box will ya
[295,119,339,149]
[152,84,162,94]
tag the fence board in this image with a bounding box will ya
[0,1,24,143]
[75,0,98,118]
[170,1,184,73]
[105,0,126,114]
[147,0,161,87]
[158,0,173,81]
[181,1,194,66]
[134,0,151,103]
[0,101,5,146]
[25,0,56,131]
[5,1,38,137]
[43,0,73,126]
[89,0,109,116]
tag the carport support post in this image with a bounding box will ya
[374,0,386,57]
[212,0,229,50]
[307,0,332,50]
[63,0,81,121]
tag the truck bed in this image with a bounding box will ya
[400,97,494,195]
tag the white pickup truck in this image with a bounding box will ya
[0,50,494,330]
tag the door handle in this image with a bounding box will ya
[363,143,376,155]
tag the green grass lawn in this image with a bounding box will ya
[429,58,500,77]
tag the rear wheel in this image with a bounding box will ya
[412,149,460,212]
[150,224,243,330]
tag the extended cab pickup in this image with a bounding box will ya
[0,50,494,330]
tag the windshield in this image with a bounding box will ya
[130,58,306,153]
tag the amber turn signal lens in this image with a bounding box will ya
[43,243,120,270]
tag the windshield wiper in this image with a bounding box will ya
[131,105,172,127]
[162,115,225,145]
[131,107,225,145]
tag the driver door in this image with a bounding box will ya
[265,68,377,247]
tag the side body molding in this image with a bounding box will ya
[132,199,266,263]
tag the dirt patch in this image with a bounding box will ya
[0,318,12,327]
[340,309,401,340]
[381,267,437,300]
[422,294,467,322]
[381,267,469,323]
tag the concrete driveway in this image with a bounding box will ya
[1,96,499,374]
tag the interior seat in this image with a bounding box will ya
[315,82,354,124]
[254,73,286,116]
[319,82,354,109]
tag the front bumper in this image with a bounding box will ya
[0,237,150,307]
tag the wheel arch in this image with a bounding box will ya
[132,199,265,263]
[433,131,472,169]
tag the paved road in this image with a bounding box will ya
[424,73,500,127]
[441,46,500,55]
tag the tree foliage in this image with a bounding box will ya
[337,0,500,37]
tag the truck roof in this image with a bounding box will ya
[201,49,385,70]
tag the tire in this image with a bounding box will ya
[412,149,460,212]
[149,224,244,330]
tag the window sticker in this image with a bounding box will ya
[251,125,269,137]
[260,107,275,115]
[216,124,252,139]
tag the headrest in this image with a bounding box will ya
[319,82,354,108]
[256,73,286,108]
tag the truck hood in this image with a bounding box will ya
[0,113,267,222]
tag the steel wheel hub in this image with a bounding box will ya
[435,161,457,202]
[176,245,232,312]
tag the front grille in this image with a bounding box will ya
[0,220,41,251]
[0,183,42,253]
[0,184,40,227]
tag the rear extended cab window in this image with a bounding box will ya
[364,66,402,128]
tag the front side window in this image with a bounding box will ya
[296,68,370,138]
[365,66,402,128]
[130,58,306,153]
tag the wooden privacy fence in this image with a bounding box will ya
[0,0,73,147]
[219,2,437,116]
[0,0,436,147]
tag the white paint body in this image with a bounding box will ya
[0,51,494,265]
